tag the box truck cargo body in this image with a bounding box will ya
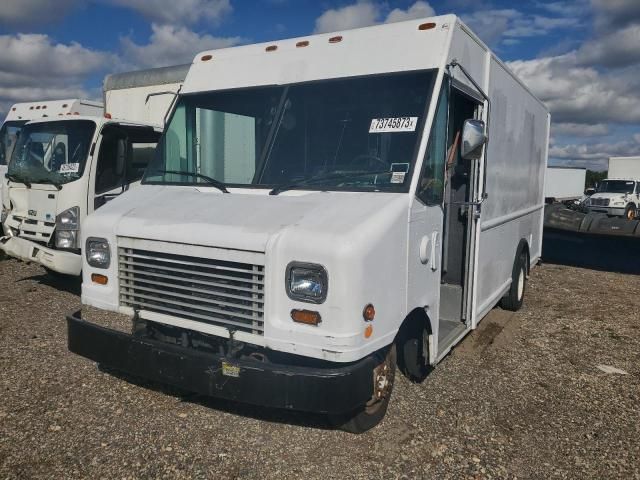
[0,65,188,275]
[67,15,549,432]
[544,166,586,201]
[608,156,640,180]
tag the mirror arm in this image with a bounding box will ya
[447,59,491,202]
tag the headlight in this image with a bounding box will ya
[56,206,79,231]
[55,230,78,249]
[612,201,625,206]
[86,237,111,269]
[286,262,328,303]
[55,206,80,249]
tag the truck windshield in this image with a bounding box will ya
[597,180,635,194]
[7,120,96,186]
[144,70,435,192]
[0,120,27,166]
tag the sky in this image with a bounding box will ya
[1,0,639,171]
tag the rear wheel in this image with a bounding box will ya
[624,204,636,220]
[501,252,527,311]
[330,344,396,434]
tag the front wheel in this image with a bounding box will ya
[624,204,637,220]
[330,344,396,434]
[501,252,527,311]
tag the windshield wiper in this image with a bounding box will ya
[269,169,392,196]
[151,169,229,193]
[5,172,31,188]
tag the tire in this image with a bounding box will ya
[397,320,432,383]
[500,252,527,312]
[624,204,636,221]
[330,344,396,434]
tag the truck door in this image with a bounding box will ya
[91,125,160,211]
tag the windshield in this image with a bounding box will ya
[7,120,96,185]
[144,70,435,192]
[0,120,27,166]
[597,180,636,194]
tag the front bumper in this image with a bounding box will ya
[0,236,81,275]
[588,206,625,216]
[67,310,377,414]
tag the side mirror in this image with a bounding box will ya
[584,188,595,196]
[115,138,127,177]
[461,119,487,160]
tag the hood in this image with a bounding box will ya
[7,183,59,223]
[590,192,631,200]
[107,186,408,252]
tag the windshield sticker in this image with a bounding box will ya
[369,117,418,133]
[59,163,79,174]
[390,172,406,184]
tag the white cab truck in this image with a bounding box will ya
[587,157,640,220]
[1,100,102,213]
[68,15,549,432]
[544,166,586,202]
[0,65,188,275]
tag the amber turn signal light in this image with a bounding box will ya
[418,22,436,30]
[91,273,108,285]
[363,304,375,321]
[291,309,321,326]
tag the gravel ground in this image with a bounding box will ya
[0,257,639,479]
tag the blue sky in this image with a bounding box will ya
[1,0,639,170]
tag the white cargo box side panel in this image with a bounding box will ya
[544,167,586,200]
[474,54,549,320]
[608,156,640,180]
[105,83,181,127]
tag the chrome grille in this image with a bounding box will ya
[119,248,265,335]
[590,198,610,207]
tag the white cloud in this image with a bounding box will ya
[0,33,112,116]
[120,23,243,69]
[508,53,640,125]
[314,2,380,34]
[550,140,640,170]
[0,0,78,26]
[314,1,436,34]
[553,123,610,137]
[386,1,435,23]
[576,24,640,68]
[109,0,232,26]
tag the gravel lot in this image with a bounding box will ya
[0,257,639,479]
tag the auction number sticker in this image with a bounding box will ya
[369,117,418,133]
[59,163,80,173]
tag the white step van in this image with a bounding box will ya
[1,100,103,212]
[0,65,188,275]
[68,16,549,432]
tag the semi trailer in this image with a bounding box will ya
[67,15,549,432]
[0,65,188,275]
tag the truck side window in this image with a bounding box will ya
[128,142,156,182]
[417,84,448,205]
[95,131,125,194]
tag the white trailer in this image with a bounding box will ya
[544,166,586,201]
[587,156,640,219]
[0,65,188,275]
[1,100,102,212]
[68,15,549,432]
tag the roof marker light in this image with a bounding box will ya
[42,105,47,109]
[29,106,34,110]
[73,112,79,115]
[201,54,213,61]
[265,45,278,52]
[62,104,68,108]
[296,40,309,48]
[418,22,436,30]
[36,106,41,109]
[329,35,343,44]
[12,107,16,111]
[104,113,112,119]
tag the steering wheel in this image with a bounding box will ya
[348,154,389,170]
